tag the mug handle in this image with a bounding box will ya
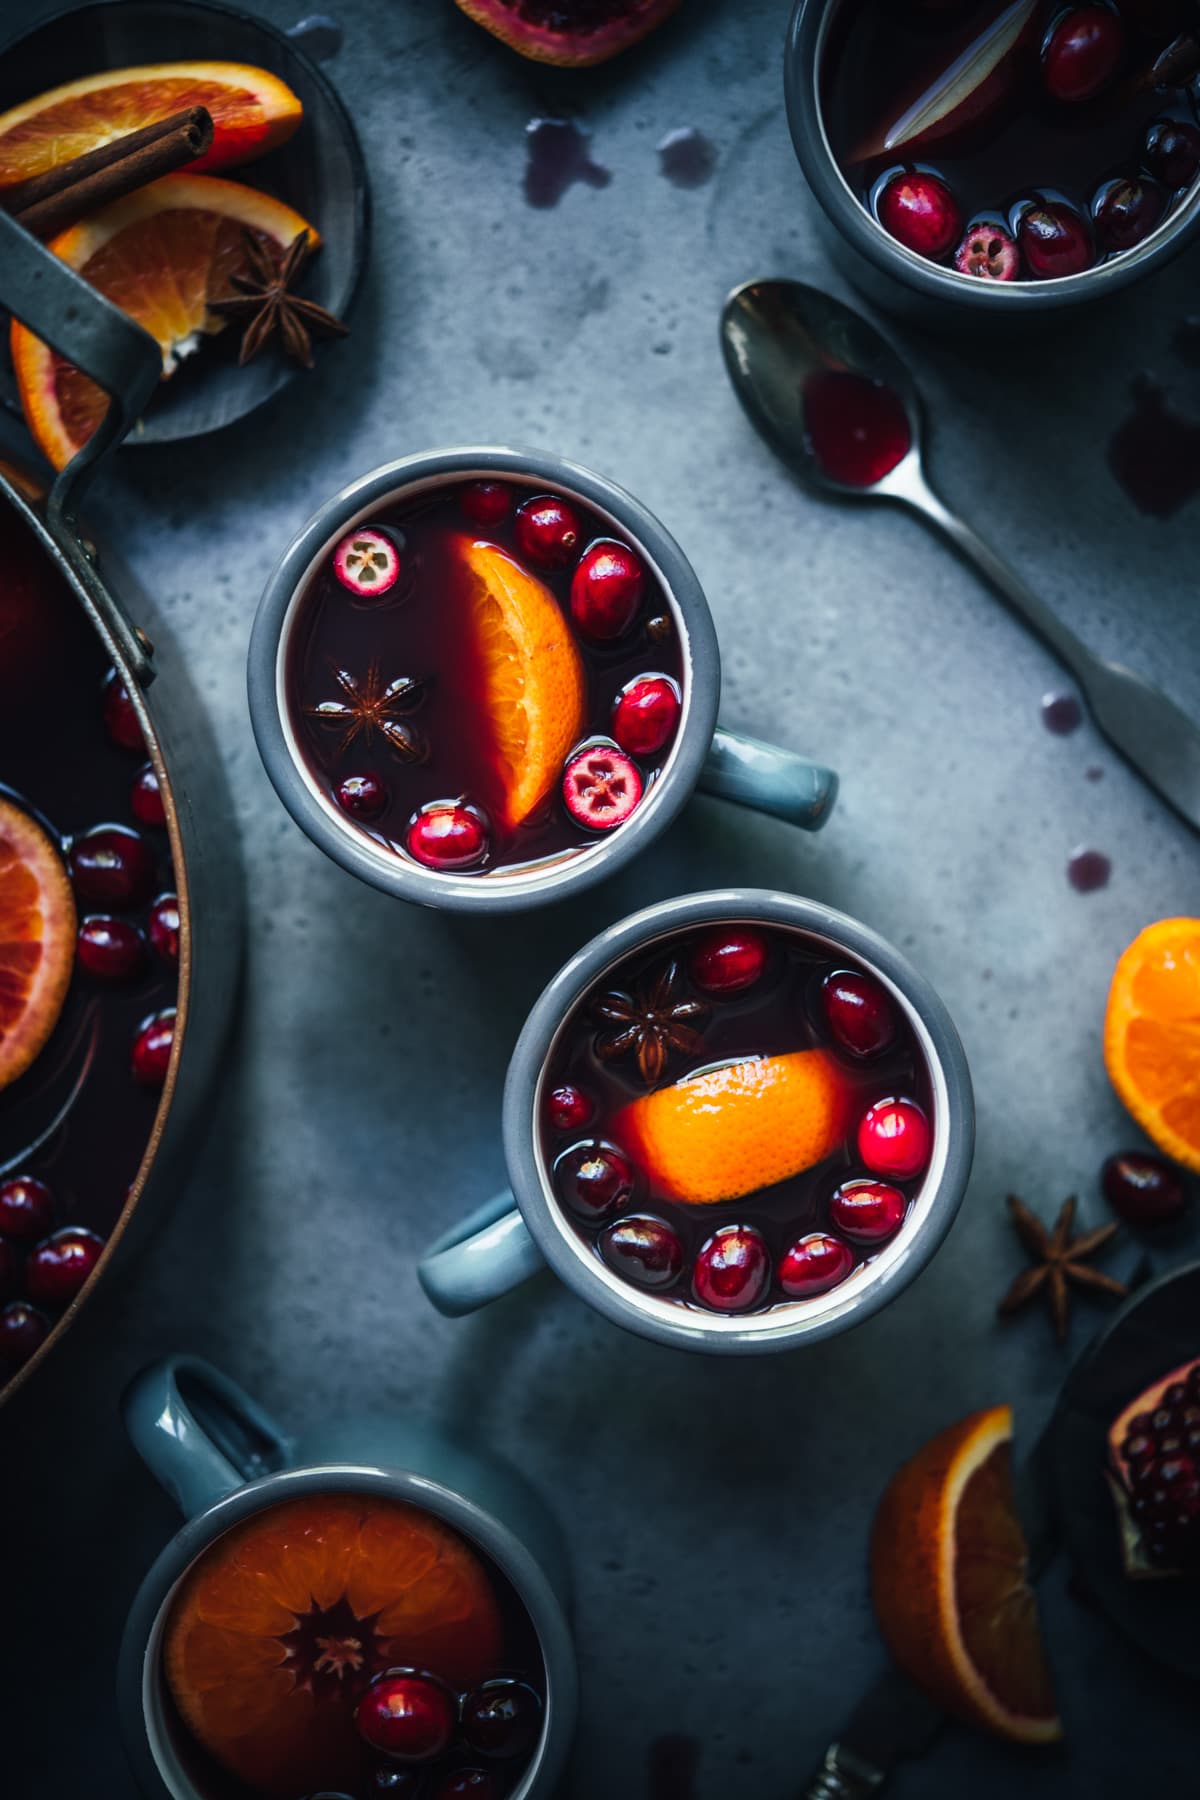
[123,1354,294,1519]
[699,725,838,831]
[418,1190,546,1317]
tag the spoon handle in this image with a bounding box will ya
[893,469,1200,835]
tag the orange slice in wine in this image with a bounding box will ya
[0,62,302,188]
[0,796,76,1092]
[10,174,319,469]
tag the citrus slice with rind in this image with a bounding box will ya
[1104,918,1200,1173]
[0,796,76,1092]
[0,61,302,188]
[10,174,319,469]
[870,1404,1062,1744]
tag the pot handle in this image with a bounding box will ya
[0,209,161,686]
[699,725,838,831]
[418,1190,546,1316]
[123,1354,294,1520]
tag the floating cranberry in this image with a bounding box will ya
[1093,178,1165,253]
[26,1227,104,1306]
[569,540,645,639]
[688,927,768,996]
[1145,118,1200,190]
[102,669,144,752]
[0,1238,16,1301]
[70,825,156,909]
[406,802,490,871]
[600,1215,685,1290]
[77,915,146,981]
[148,894,181,965]
[0,1176,54,1242]
[830,1179,907,1244]
[1102,1150,1188,1224]
[554,1144,633,1222]
[332,527,401,598]
[369,1771,424,1797]
[953,223,1019,280]
[130,762,166,827]
[821,968,897,1059]
[562,745,643,831]
[132,1010,176,1086]
[354,1672,455,1762]
[693,1225,770,1313]
[460,480,514,526]
[547,1084,594,1132]
[611,675,681,757]
[336,772,388,822]
[514,494,582,569]
[433,1775,495,1800]
[1017,202,1093,279]
[0,1301,48,1369]
[876,170,962,260]
[858,1097,931,1180]
[778,1233,855,1299]
[460,1679,544,1759]
[1041,6,1125,103]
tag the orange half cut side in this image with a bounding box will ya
[0,796,76,1092]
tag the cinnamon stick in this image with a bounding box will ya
[3,106,214,239]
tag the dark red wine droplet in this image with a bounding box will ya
[1067,846,1111,892]
[802,371,912,487]
[1041,691,1082,734]
[524,119,611,209]
[1108,377,1200,520]
[657,128,717,188]
[648,1734,700,1800]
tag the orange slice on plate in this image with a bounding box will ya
[1104,918,1200,1173]
[0,61,302,188]
[10,173,318,469]
[0,796,76,1092]
[615,1049,850,1205]
[870,1404,1062,1745]
[458,536,586,830]
[165,1493,504,1797]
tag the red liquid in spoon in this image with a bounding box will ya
[802,370,912,486]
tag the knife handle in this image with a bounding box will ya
[801,1742,887,1799]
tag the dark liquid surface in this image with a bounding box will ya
[541,922,935,1314]
[803,370,912,487]
[286,481,683,874]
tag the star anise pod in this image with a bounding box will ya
[593,959,709,1087]
[997,1194,1127,1344]
[306,662,428,760]
[210,229,349,368]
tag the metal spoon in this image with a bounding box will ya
[720,277,1200,835]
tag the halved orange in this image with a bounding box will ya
[0,62,302,188]
[10,174,318,469]
[870,1404,1062,1745]
[165,1493,504,1797]
[0,796,76,1092]
[1104,918,1200,1173]
[615,1049,850,1205]
[457,536,586,830]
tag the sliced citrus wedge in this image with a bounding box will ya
[0,796,76,1092]
[0,61,302,188]
[870,1404,1062,1745]
[1104,918,1200,1173]
[457,536,585,830]
[615,1049,851,1205]
[10,174,319,468]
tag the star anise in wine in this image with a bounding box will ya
[210,229,349,368]
[593,959,709,1086]
[306,662,428,761]
[997,1194,1127,1344]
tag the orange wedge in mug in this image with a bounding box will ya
[616,1049,850,1204]
[10,174,318,468]
[0,61,302,188]
[0,796,76,1092]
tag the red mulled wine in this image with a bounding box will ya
[822,0,1200,280]
[285,478,684,876]
[540,921,935,1317]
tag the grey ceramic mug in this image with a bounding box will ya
[247,447,838,913]
[419,889,974,1354]
[117,1355,576,1799]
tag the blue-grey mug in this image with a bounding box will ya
[419,889,975,1355]
[117,1355,577,1799]
[247,446,838,914]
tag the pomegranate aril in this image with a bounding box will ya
[132,1010,176,1086]
[26,1226,104,1306]
[569,540,645,640]
[0,1300,49,1368]
[354,1672,455,1762]
[1017,202,1093,278]
[1093,178,1165,254]
[1145,118,1200,190]
[406,802,489,871]
[877,169,962,259]
[102,670,144,751]
[336,771,388,821]
[148,894,181,965]
[562,745,643,831]
[778,1233,854,1299]
[460,479,514,526]
[70,825,156,909]
[693,1225,770,1313]
[77,915,146,981]
[611,675,681,756]
[1102,1150,1187,1224]
[954,222,1019,280]
[689,927,768,996]
[820,968,896,1058]
[554,1144,633,1222]
[130,763,166,827]
[547,1084,594,1132]
[830,1178,907,1243]
[514,494,582,569]
[858,1096,931,1180]
[1041,5,1125,104]
[0,1176,54,1242]
[332,527,401,598]
[600,1214,684,1290]
[460,1679,543,1759]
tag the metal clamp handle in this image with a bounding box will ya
[801,1743,887,1800]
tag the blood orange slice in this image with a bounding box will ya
[0,62,302,189]
[870,1404,1062,1744]
[10,174,318,469]
[164,1493,504,1797]
[0,796,76,1092]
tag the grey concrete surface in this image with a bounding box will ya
[3,1,1199,1796]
